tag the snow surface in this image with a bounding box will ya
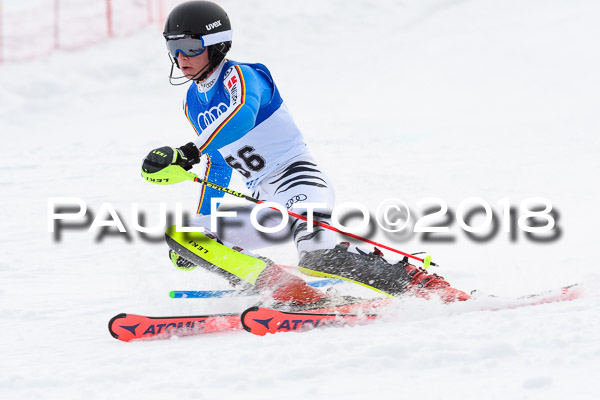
[1,0,600,398]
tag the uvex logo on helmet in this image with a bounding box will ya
[206,20,222,31]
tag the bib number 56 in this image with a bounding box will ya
[225,146,266,178]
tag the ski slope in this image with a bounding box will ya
[1,0,599,398]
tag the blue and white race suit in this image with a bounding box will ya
[183,59,337,255]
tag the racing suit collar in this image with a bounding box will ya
[195,58,226,95]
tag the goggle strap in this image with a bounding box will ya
[202,30,233,46]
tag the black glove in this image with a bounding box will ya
[142,142,200,173]
[173,142,201,170]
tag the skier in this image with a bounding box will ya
[141,1,469,305]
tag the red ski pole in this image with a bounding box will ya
[191,176,435,267]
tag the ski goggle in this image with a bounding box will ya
[165,30,233,58]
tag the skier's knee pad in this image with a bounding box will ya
[165,226,271,287]
[298,243,411,297]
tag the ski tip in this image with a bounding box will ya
[240,306,260,334]
[562,283,584,299]
[108,313,128,340]
[169,291,176,298]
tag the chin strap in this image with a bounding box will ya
[167,54,214,86]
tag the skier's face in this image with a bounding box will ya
[177,50,210,80]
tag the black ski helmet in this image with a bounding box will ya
[163,1,233,82]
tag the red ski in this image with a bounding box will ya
[108,313,241,342]
[240,284,584,336]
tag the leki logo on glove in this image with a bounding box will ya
[152,150,168,158]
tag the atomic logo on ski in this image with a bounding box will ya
[240,306,376,336]
[118,323,140,335]
[252,317,274,329]
[108,313,242,341]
